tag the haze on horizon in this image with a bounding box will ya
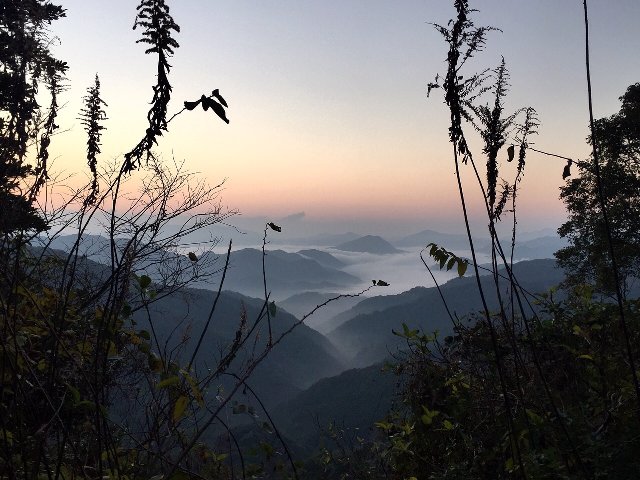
[49,0,640,239]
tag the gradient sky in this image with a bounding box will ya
[50,1,640,235]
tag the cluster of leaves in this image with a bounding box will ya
[373,291,640,479]
[79,75,108,204]
[425,243,468,277]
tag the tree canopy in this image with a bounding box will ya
[556,83,640,295]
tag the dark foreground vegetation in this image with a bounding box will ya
[1,0,639,478]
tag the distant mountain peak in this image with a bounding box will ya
[333,235,402,255]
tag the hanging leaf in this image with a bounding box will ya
[446,257,456,271]
[457,260,468,277]
[183,99,201,110]
[205,97,229,124]
[507,144,515,162]
[156,375,180,389]
[562,159,573,179]
[198,94,209,110]
[212,88,228,108]
[173,395,189,422]
[267,222,282,232]
[182,370,205,407]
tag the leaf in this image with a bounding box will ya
[267,222,282,232]
[212,88,228,107]
[507,144,515,162]
[269,301,277,317]
[457,260,468,277]
[446,257,456,271]
[184,99,201,110]
[505,457,515,472]
[121,304,132,317]
[139,275,151,289]
[138,329,150,340]
[202,96,229,124]
[173,395,189,422]
[420,405,439,425]
[578,354,594,361]
[148,355,163,373]
[525,408,544,426]
[181,370,205,406]
[443,419,454,430]
[66,383,81,404]
[156,375,180,389]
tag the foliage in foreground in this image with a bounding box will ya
[313,2,640,478]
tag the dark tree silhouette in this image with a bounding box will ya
[556,83,640,296]
[0,0,67,234]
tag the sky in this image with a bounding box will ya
[49,0,640,237]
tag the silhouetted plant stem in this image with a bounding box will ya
[582,0,640,416]
[262,224,273,345]
[526,146,572,162]
[215,416,247,480]
[227,374,299,480]
[453,144,526,478]
[186,240,232,371]
[420,249,457,326]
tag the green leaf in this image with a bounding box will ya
[443,419,454,430]
[181,370,205,407]
[66,383,81,404]
[173,395,189,422]
[525,408,544,426]
[121,304,132,317]
[375,420,393,431]
[156,375,180,389]
[138,329,150,340]
[139,275,151,289]
[215,453,229,462]
[420,406,439,425]
[446,257,456,271]
[457,260,468,277]
[505,457,515,472]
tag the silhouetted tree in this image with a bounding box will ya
[556,83,640,296]
[0,0,67,234]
